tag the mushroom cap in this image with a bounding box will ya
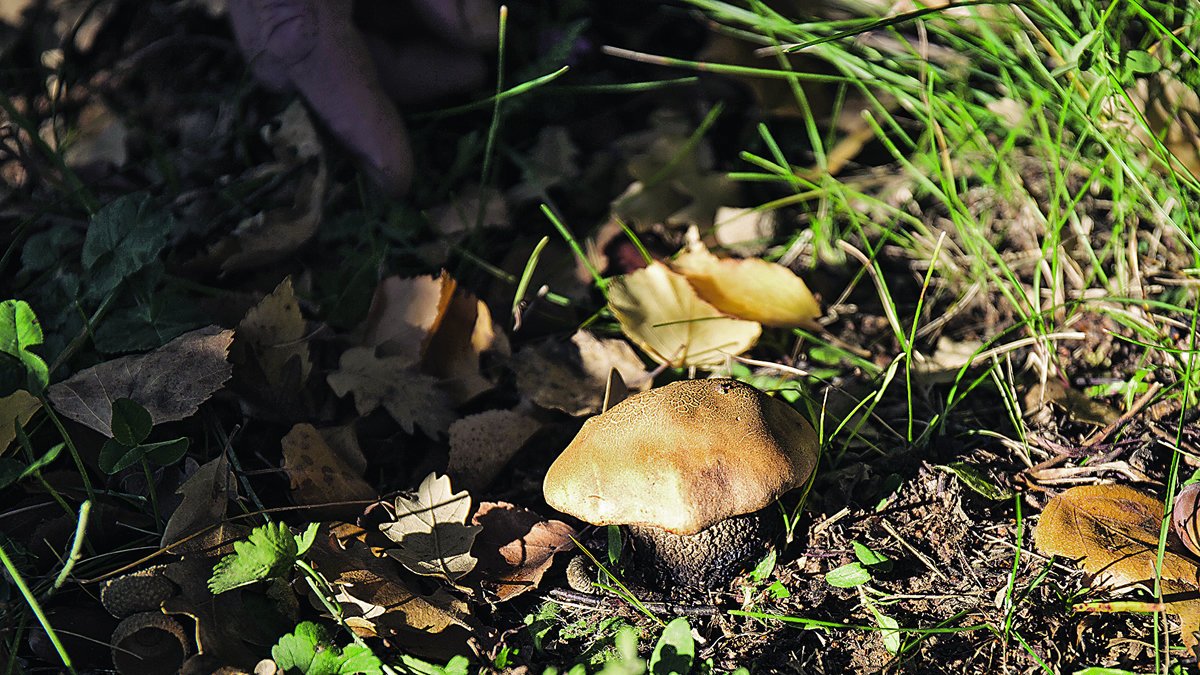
[543,378,819,536]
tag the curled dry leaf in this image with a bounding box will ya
[361,272,455,362]
[672,239,820,328]
[422,287,508,406]
[512,330,649,417]
[161,454,236,548]
[280,424,375,520]
[326,347,454,438]
[306,523,474,657]
[1173,483,1200,559]
[1035,483,1200,651]
[467,502,575,602]
[380,472,481,582]
[607,261,760,368]
[447,409,540,491]
[48,326,234,438]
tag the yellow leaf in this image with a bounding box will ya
[672,241,820,328]
[607,262,761,368]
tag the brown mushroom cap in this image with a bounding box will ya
[543,378,819,536]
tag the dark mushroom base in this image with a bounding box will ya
[626,509,782,589]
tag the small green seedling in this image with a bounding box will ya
[271,621,383,675]
[209,521,319,594]
[825,541,892,589]
[97,398,189,474]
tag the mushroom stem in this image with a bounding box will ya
[626,510,781,589]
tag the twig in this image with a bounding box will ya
[880,519,948,583]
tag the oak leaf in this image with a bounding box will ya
[326,347,453,438]
[380,473,480,582]
[467,502,575,601]
[512,330,648,416]
[607,261,760,368]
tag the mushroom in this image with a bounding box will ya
[543,378,819,589]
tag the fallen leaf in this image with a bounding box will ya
[326,347,454,438]
[0,389,40,455]
[234,277,312,393]
[509,127,580,202]
[280,424,375,519]
[607,261,761,368]
[467,502,575,602]
[422,290,508,406]
[672,238,821,328]
[713,206,776,257]
[447,410,540,491]
[56,102,128,169]
[380,473,481,582]
[361,272,455,362]
[1024,380,1119,427]
[512,330,649,416]
[306,524,474,657]
[161,454,236,548]
[1034,484,1197,586]
[48,326,233,437]
[1173,483,1200,559]
[1036,484,1200,652]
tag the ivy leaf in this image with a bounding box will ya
[0,300,48,395]
[209,522,319,594]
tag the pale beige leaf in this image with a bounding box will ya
[468,502,575,601]
[360,272,455,362]
[713,206,776,257]
[607,261,760,368]
[380,472,480,581]
[0,389,40,456]
[447,410,540,491]
[235,277,311,389]
[326,347,453,438]
[672,240,820,328]
[48,326,233,437]
[281,424,375,519]
[512,330,649,416]
[161,454,236,548]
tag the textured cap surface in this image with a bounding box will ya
[543,378,819,535]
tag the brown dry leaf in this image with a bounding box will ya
[1034,484,1198,586]
[58,102,128,169]
[205,103,327,273]
[607,261,761,368]
[280,424,375,519]
[672,238,821,328]
[511,330,649,416]
[161,454,236,548]
[1036,484,1200,652]
[468,502,575,602]
[235,277,311,390]
[0,389,40,455]
[1025,379,1119,427]
[361,272,456,361]
[380,472,481,582]
[48,326,233,437]
[306,523,473,654]
[326,347,454,438]
[447,410,540,491]
[423,289,509,406]
[1174,483,1200,559]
